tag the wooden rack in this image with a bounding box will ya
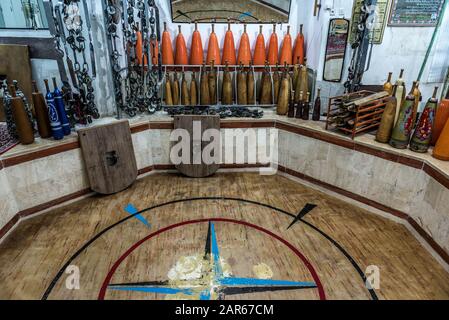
[325,90,390,139]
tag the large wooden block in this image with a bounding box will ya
[174,115,220,178]
[78,121,138,194]
[0,44,33,104]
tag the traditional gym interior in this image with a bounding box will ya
[1,0,449,301]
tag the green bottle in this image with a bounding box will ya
[389,82,417,149]
[409,87,439,153]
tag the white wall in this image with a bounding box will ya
[308,0,449,110]
[366,13,449,104]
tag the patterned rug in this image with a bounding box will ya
[0,123,19,155]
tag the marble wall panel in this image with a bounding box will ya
[4,149,89,212]
[1,126,448,257]
[409,174,449,253]
[0,170,19,228]
[221,128,275,166]
[149,129,172,165]
[284,131,331,182]
[132,130,154,170]
[278,129,449,255]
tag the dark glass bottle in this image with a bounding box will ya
[312,88,321,121]
[295,91,303,119]
[288,90,296,118]
[302,92,311,120]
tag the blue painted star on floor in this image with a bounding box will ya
[108,222,317,299]
[124,204,151,228]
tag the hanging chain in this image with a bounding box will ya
[344,0,376,93]
[47,0,101,124]
[61,0,99,123]
[1,81,17,139]
[103,0,161,118]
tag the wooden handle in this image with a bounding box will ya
[44,79,50,92]
[9,85,17,97]
[32,80,39,93]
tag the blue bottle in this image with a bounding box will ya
[44,79,64,140]
[52,78,71,135]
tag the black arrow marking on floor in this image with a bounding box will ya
[287,204,318,230]
[204,221,212,259]
[222,285,317,296]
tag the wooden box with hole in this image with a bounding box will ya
[78,120,138,195]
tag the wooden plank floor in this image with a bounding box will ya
[0,173,448,300]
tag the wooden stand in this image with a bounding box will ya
[325,90,390,139]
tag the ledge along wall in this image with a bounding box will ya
[0,119,448,266]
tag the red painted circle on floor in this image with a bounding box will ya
[98,218,326,300]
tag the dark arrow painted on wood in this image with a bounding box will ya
[287,204,318,230]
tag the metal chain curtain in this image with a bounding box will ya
[103,0,162,118]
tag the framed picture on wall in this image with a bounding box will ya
[388,0,445,27]
[349,0,390,45]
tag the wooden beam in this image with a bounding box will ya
[0,37,62,60]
